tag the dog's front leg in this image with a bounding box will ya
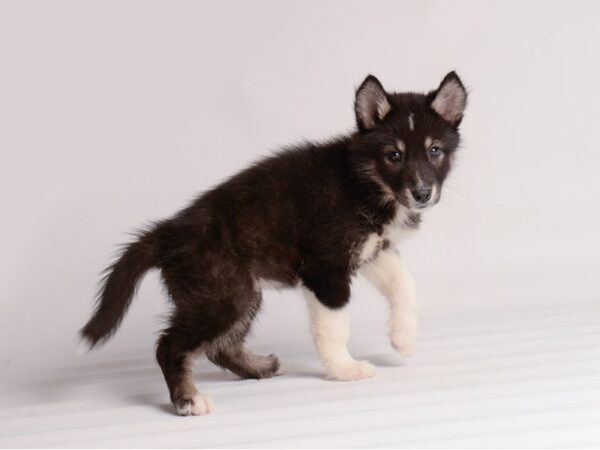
[361,248,418,356]
[303,284,376,381]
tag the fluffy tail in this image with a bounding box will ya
[80,229,159,350]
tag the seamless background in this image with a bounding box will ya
[1,0,599,385]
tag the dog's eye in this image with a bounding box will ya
[388,150,403,162]
[429,147,442,158]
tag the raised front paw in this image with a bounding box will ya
[390,318,418,356]
[327,360,376,381]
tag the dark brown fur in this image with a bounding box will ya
[80,72,467,414]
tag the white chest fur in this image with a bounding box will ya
[358,233,384,263]
[382,207,417,245]
[357,208,417,264]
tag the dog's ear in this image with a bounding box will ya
[430,72,467,127]
[355,75,391,131]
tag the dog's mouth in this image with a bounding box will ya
[410,201,437,212]
[398,187,441,211]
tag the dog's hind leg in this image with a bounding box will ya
[206,291,283,379]
[208,345,282,379]
[156,327,214,416]
[154,298,235,415]
[157,270,283,414]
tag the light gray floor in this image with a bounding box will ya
[2,300,600,448]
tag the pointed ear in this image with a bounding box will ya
[430,71,467,126]
[355,75,391,131]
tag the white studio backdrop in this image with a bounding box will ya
[1,0,599,383]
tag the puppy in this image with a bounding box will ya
[80,72,467,415]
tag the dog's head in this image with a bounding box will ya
[350,72,467,211]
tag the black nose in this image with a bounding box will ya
[411,187,432,203]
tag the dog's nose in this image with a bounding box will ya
[411,187,432,204]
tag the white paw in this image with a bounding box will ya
[328,360,377,381]
[390,319,418,356]
[176,393,214,416]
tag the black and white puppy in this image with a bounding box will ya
[80,72,467,415]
